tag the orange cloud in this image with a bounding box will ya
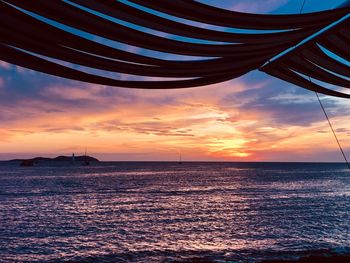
[0,71,349,161]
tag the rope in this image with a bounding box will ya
[309,77,350,169]
[300,0,307,14]
[300,2,349,169]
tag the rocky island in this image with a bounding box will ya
[10,155,99,166]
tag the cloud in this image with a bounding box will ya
[219,71,350,128]
[0,60,11,70]
[0,67,349,161]
[0,1,350,161]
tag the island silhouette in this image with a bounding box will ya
[9,155,99,166]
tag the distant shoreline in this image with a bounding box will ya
[0,160,348,164]
[8,155,99,163]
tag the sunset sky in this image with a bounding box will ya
[1,0,350,162]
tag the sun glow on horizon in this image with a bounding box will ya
[1,0,350,162]
[0,76,349,162]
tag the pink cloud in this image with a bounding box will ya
[0,60,11,70]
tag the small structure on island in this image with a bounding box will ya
[83,148,90,166]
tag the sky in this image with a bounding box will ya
[1,0,350,162]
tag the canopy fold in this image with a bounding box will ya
[0,0,349,97]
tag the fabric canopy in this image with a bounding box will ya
[261,16,350,99]
[0,0,349,97]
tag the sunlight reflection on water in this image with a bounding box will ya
[0,162,349,262]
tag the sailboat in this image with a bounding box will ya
[178,152,182,165]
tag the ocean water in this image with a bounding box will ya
[0,162,350,263]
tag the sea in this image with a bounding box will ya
[0,162,350,263]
